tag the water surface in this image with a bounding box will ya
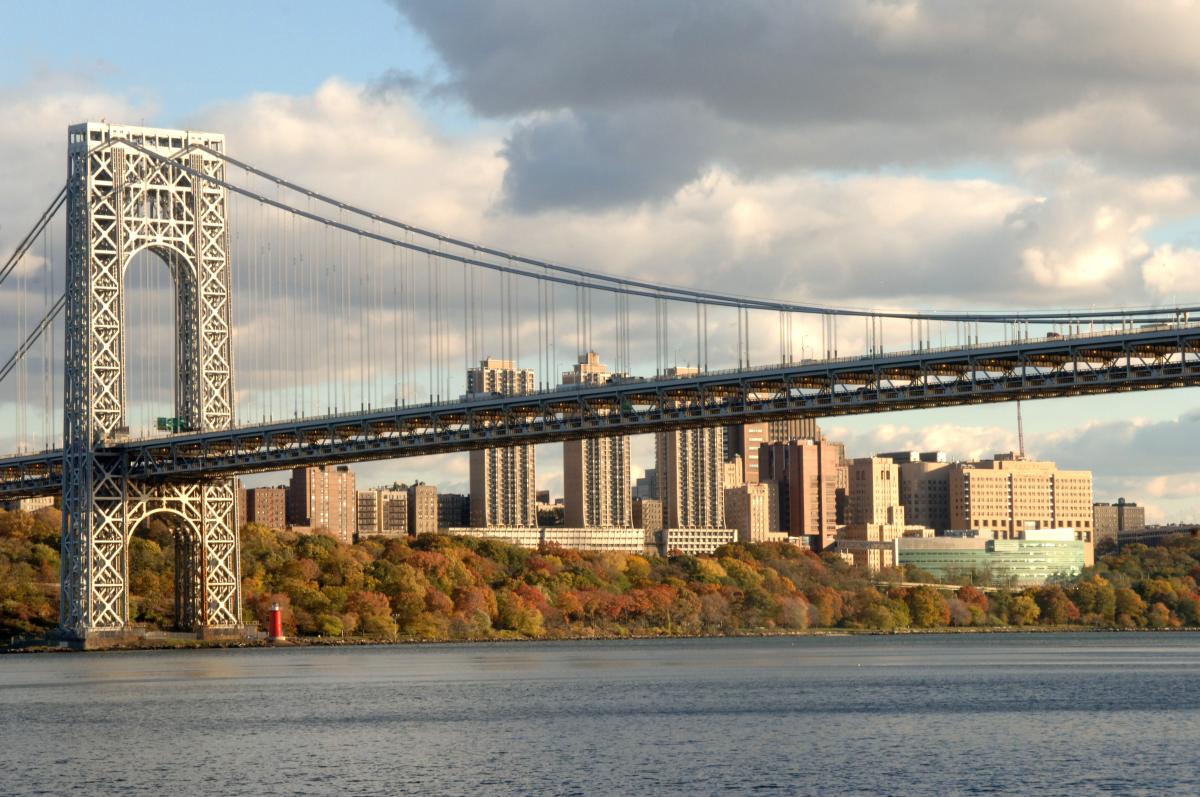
[1,634,1197,796]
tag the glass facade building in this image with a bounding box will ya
[898,530,1084,586]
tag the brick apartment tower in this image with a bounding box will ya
[468,358,537,527]
[759,439,840,550]
[656,368,726,530]
[245,486,287,530]
[407,482,439,535]
[287,465,357,543]
[727,418,821,483]
[562,352,632,528]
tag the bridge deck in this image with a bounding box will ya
[2,322,1198,498]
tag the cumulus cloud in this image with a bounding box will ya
[5,62,1200,516]
[391,0,1200,209]
[1035,409,1200,478]
[828,420,1016,462]
[1142,244,1200,296]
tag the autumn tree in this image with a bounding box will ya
[907,586,951,628]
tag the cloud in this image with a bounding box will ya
[5,70,1200,518]
[0,75,148,254]
[1142,244,1200,296]
[392,0,1200,209]
[827,420,1016,462]
[1034,408,1200,478]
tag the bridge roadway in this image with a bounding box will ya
[2,322,1200,499]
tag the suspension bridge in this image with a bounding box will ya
[2,122,1198,643]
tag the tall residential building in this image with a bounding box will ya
[949,454,1094,563]
[726,419,821,483]
[848,457,905,526]
[657,426,726,528]
[725,482,784,543]
[468,358,537,527]
[655,367,725,530]
[357,491,380,536]
[759,438,840,550]
[437,493,471,529]
[287,465,357,543]
[357,489,408,539]
[245,486,287,529]
[562,353,632,528]
[407,482,438,535]
[1093,498,1147,546]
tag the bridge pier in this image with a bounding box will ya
[58,123,245,642]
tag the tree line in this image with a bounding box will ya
[2,506,1200,642]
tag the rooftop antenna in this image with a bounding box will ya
[1016,399,1026,459]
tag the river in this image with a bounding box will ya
[1,633,1197,796]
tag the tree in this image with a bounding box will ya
[346,590,398,638]
[495,589,545,637]
[1070,576,1116,625]
[1032,585,1079,626]
[1009,595,1041,626]
[1115,587,1148,628]
[1148,601,1175,629]
[907,586,951,628]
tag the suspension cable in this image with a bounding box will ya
[117,140,1197,325]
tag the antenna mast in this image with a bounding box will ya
[1016,400,1026,459]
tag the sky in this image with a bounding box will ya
[4,0,1200,521]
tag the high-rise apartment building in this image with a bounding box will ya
[468,358,537,527]
[287,465,357,543]
[881,451,951,531]
[356,489,408,539]
[759,438,840,550]
[356,491,378,535]
[726,419,821,483]
[723,456,745,490]
[655,367,725,529]
[244,486,287,529]
[896,463,952,532]
[407,482,438,535]
[562,353,631,528]
[437,493,471,529]
[657,426,726,528]
[949,454,1094,563]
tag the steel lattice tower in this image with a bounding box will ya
[61,123,241,641]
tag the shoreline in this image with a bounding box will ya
[5,623,1194,655]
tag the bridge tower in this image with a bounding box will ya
[61,123,242,641]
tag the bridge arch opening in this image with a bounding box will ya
[122,246,185,438]
[127,506,201,631]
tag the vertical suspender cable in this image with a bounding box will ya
[427,253,434,402]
